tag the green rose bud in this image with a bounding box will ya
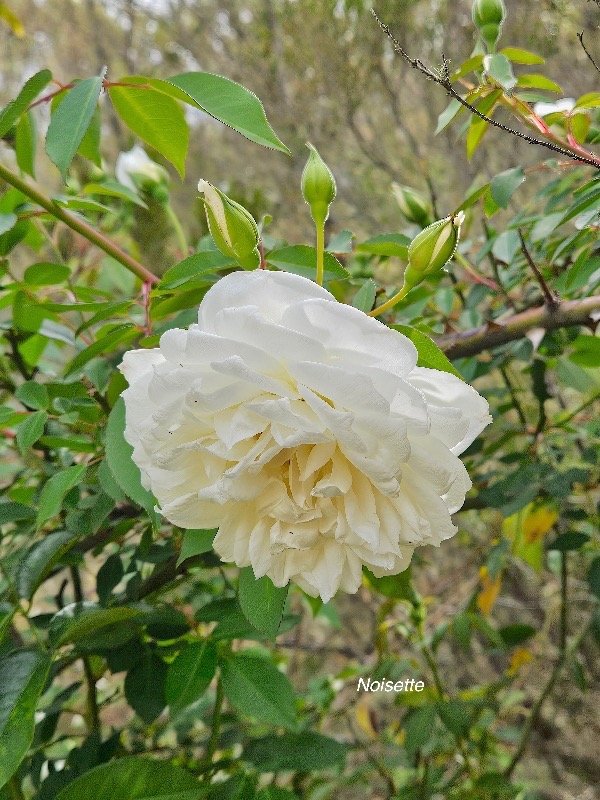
[472,0,506,51]
[301,142,336,226]
[391,182,432,227]
[402,212,465,290]
[198,180,260,270]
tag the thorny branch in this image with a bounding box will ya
[371,10,600,170]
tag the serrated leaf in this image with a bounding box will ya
[221,653,298,730]
[238,567,288,638]
[244,732,348,772]
[266,245,349,280]
[16,410,47,454]
[78,105,102,167]
[49,602,143,647]
[15,110,36,178]
[105,397,159,524]
[16,531,75,600]
[352,279,376,312]
[165,641,217,715]
[405,706,436,755]
[168,72,290,154]
[391,326,463,379]
[64,323,137,377]
[499,47,544,65]
[177,529,216,566]
[55,756,206,800]
[46,76,103,179]
[575,92,600,110]
[0,502,36,525]
[490,166,525,209]
[0,69,52,138]
[108,78,189,177]
[0,649,52,789]
[36,464,87,528]
[15,380,49,410]
[157,251,236,291]
[516,74,562,93]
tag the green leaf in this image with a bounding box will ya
[490,167,525,209]
[355,233,410,258]
[569,335,600,368]
[436,700,471,737]
[105,397,159,524]
[499,47,544,65]
[391,326,463,379]
[15,380,49,410]
[244,732,348,772]
[23,262,70,285]
[16,410,47,455]
[404,706,436,756]
[108,78,189,177]
[0,649,52,789]
[0,213,17,236]
[587,557,600,599]
[435,98,465,135]
[84,180,149,208]
[498,624,537,647]
[45,77,103,179]
[158,251,236,291]
[125,650,167,723]
[364,566,417,602]
[466,90,502,158]
[168,72,290,155]
[16,531,75,600]
[266,245,349,280]
[485,55,517,91]
[575,92,600,110]
[36,464,87,528]
[352,279,376,312]
[64,323,137,378]
[238,568,288,638]
[221,653,298,730]
[165,641,217,715]
[0,69,52,138]
[550,532,590,551]
[78,106,102,167]
[15,110,37,178]
[451,55,484,81]
[177,529,217,567]
[55,756,207,800]
[516,74,562,93]
[0,502,36,525]
[50,602,143,647]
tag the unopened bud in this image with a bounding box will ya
[198,180,260,270]
[402,212,465,290]
[472,0,506,51]
[391,182,432,227]
[301,142,336,226]
[115,145,170,204]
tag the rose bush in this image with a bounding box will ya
[120,269,491,601]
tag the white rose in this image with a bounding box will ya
[115,145,169,192]
[119,270,491,602]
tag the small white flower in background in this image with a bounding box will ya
[119,270,491,602]
[533,98,575,118]
[115,144,169,194]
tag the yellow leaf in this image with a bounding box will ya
[355,699,378,739]
[506,647,533,676]
[477,566,502,616]
[523,506,558,544]
[0,4,25,37]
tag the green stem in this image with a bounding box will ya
[70,567,100,735]
[368,282,410,317]
[0,162,159,285]
[316,221,325,286]
[165,202,188,257]
[7,776,25,800]
[206,675,224,764]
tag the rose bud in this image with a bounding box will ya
[198,180,260,270]
[301,142,336,226]
[391,182,432,227]
[115,145,170,204]
[472,0,506,51]
[403,211,465,291]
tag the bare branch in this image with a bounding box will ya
[577,30,600,74]
[518,228,560,311]
[371,9,600,170]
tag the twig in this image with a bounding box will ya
[577,31,600,75]
[504,553,570,778]
[206,675,224,765]
[70,567,100,735]
[371,10,600,170]
[436,293,600,359]
[0,163,159,285]
[499,365,528,427]
[518,229,560,311]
